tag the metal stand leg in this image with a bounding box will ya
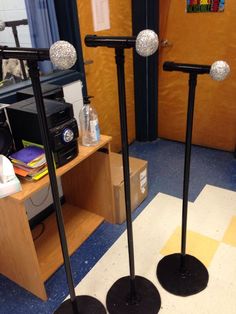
[106,48,161,314]
[12,25,28,80]
[156,73,209,296]
[28,61,106,314]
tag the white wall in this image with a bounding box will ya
[63,80,84,131]
[0,0,31,47]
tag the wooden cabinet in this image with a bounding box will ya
[0,135,115,300]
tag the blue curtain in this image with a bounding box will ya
[25,0,60,74]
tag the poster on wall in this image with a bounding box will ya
[186,0,225,13]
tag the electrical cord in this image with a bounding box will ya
[29,185,50,207]
[32,222,45,241]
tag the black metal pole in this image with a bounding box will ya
[115,47,136,301]
[4,19,28,80]
[12,25,28,80]
[102,45,160,314]
[180,73,197,270]
[156,70,208,297]
[27,61,79,314]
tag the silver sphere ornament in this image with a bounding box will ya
[0,20,5,31]
[135,29,159,57]
[49,40,77,70]
[210,61,230,81]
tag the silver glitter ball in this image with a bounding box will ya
[210,61,230,81]
[135,29,159,57]
[0,20,5,31]
[49,40,77,70]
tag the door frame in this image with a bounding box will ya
[132,0,159,141]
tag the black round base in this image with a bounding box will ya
[157,253,209,296]
[106,275,161,314]
[54,295,106,314]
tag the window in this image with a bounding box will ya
[0,0,86,102]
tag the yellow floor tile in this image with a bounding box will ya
[160,226,219,267]
[72,190,236,313]
[223,216,236,247]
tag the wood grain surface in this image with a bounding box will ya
[77,0,135,152]
[158,0,236,151]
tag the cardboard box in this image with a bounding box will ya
[110,152,148,224]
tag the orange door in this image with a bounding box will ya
[77,0,134,152]
[158,0,236,151]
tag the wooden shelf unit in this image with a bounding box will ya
[32,203,104,282]
[0,135,115,300]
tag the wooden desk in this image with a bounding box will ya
[0,135,115,300]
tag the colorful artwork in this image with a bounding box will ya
[187,0,225,13]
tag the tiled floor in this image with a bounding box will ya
[0,139,235,313]
[72,186,236,313]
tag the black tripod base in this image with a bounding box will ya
[106,275,161,314]
[54,295,106,314]
[157,253,209,296]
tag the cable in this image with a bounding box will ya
[29,185,50,207]
[32,222,45,241]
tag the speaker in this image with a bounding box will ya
[0,109,14,156]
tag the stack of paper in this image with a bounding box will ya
[9,146,48,181]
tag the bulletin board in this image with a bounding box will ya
[186,0,225,13]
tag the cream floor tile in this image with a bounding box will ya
[223,216,236,247]
[194,185,236,210]
[188,185,236,240]
[158,277,236,314]
[194,185,236,214]
[69,186,236,313]
[73,193,186,304]
[209,242,236,284]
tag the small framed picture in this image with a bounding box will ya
[186,0,225,13]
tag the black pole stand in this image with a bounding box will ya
[28,60,106,314]
[106,48,161,314]
[6,19,28,80]
[12,25,28,80]
[156,73,209,296]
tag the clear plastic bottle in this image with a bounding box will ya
[79,96,100,146]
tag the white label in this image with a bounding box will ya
[91,0,110,32]
[140,169,147,194]
[90,119,100,141]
